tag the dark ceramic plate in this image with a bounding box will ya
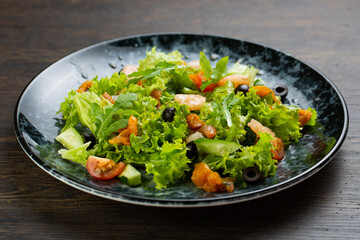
[14,33,348,207]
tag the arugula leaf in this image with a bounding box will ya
[212,56,229,82]
[199,52,229,91]
[127,61,177,84]
[91,93,137,142]
[199,52,212,79]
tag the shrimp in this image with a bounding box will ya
[174,94,206,111]
[247,119,284,161]
[198,125,216,139]
[217,74,250,88]
[247,119,275,138]
[77,80,94,93]
[191,162,234,193]
[188,60,201,70]
[298,109,312,127]
[122,65,138,76]
[102,92,115,104]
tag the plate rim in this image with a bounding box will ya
[14,32,349,207]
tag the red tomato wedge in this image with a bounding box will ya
[189,73,203,88]
[202,83,217,92]
[86,156,125,180]
[271,137,285,161]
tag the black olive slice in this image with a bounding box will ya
[235,84,250,95]
[243,167,261,183]
[273,85,288,101]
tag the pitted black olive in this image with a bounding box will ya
[162,107,176,122]
[243,166,261,183]
[81,132,96,149]
[186,141,198,159]
[273,85,288,101]
[235,84,250,95]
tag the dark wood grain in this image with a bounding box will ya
[1,0,359,239]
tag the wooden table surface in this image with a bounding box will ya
[1,0,359,239]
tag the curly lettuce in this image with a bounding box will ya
[203,133,277,181]
[55,48,322,191]
[138,47,184,71]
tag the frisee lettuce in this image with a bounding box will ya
[55,48,323,191]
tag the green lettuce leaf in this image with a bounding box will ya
[305,107,317,126]
[89,72,127,96]
[165,67,198,93]
[203,132,276,181]
[199,52,229,91]
[58,142,91,166]
[138,47,184,71]
[229,62,259,86]
[128,61,177,85]
[92,93,137,143]
[58,92,101,133]
[145,140,190,189]
[57,90,77,120]
[73,92,101,133]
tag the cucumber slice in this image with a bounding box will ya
[55,127,84,149]
[194,138,241,156]
[118,164,142,186]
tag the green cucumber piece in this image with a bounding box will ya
[194,138,241,156]
[55,127,84,149]
[118,164,142,186]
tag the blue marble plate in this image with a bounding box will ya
[14,33,348,207]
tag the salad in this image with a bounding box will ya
[55,47,317,193]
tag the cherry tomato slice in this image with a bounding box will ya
[189,72,218,92]
[86,156,125,180]
[203,83,217,92]
[189,73,202,88]
[271,137,285,161]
